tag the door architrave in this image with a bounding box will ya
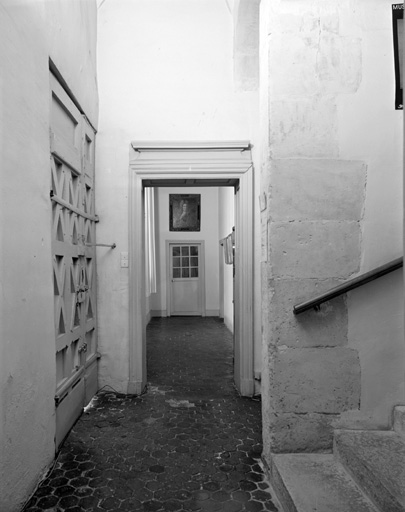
[128,141,254,396]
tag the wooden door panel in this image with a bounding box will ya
[50,73,98,449]
[50,77,82,172]
[55,377,85,449]
[172,279,200,314]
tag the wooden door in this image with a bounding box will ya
[168,242,205,316]
[50,73,98,448]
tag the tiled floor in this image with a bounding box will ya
[23,317,279,512]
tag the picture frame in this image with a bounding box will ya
[392,3,404,109]
[169,194,201,231]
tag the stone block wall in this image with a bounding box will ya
[260,0,381,455]
[263,157,366,453]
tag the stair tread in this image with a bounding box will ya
[335,430,405,511]
[272,453,379,512]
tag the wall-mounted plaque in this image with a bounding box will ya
[393,3,404,109]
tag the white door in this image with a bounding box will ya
[50,73,98,448]
[168,242,205,316]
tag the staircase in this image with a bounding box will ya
[268,406,405,512]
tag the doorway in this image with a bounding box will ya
[128,142,254,396]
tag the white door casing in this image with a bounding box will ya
[128,141,254,396]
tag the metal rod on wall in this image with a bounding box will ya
[86,243,117,249]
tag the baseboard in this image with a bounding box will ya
[151,310,167,317]
[150,310,219,318]
[239,377,255,397]
[127,380,146,396]
[145,309,152,325]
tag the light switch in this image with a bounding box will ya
[120,252,129,268]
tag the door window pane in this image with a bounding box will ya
[172,244,199,280]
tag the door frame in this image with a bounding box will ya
[128,141,254,396]
[166,240,206,317]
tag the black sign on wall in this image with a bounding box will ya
[393,3,404,109]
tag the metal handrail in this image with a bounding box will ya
[293,257,403,315]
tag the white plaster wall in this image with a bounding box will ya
[218,187,235,332]
[151,187,219,316]
[46,0,99,126]
[339,0,404,429]
[338,0,405,428]
[96,0,261,392]
[0,8,55,508]
[233,0,260,92]
[0,2,98,510]
[97,0,257,141]
[340,270,405,429]
[337,0,403,270]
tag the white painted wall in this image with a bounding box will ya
[0,2,98,510]
[47,0,99,126]
[218,187,235,331]
[338,0,404,428]
[341,270,405,429]
[96,0,261,393]
[338,0,405,428]
[337,0,403,270]
[151,187,219,316]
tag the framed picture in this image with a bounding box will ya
[392,3,404,109]
[169,194,201,231]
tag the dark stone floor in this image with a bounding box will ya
[23,317,279,512]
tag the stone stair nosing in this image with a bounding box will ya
[267,409,405,512]
[334,429,405,512]
[268,452,379,512]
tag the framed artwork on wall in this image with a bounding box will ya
[392,3,404,109]
[169,194,201,231]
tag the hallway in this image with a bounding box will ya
[23,318,279,512]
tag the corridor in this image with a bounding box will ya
[23,318,279,512]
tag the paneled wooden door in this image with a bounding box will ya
[167,242,205,316]
[50,73,98,449]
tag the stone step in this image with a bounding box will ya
[334,429,405,512]
[394,406,405,438]
[270,453,379,512]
